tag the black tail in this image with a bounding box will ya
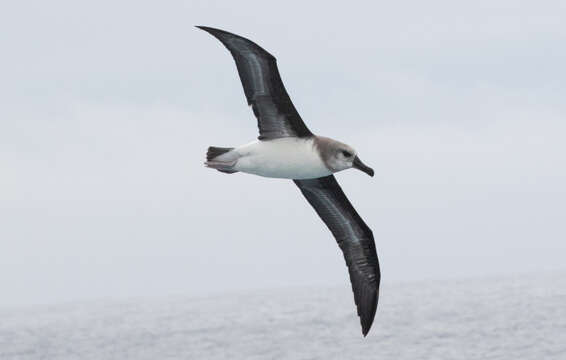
[205,146,238,174]
[206,146,234,161]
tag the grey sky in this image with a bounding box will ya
[1,0,565,306]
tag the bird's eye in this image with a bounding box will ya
[342,150,352,158]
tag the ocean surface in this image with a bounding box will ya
[1,271,565,359]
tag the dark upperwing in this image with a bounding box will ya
[197,26,313,140]
[294,175,380,336]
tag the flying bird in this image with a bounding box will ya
[197,26,380,336]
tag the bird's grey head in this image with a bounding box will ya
[314,136,374,177]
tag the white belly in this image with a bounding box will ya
[233,138,332,179]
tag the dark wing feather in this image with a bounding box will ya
[294,175,380,336]
[197,26,313,140]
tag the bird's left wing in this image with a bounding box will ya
[197,26,313,140]
[293,175,380,336]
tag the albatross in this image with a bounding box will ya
[197,26,380,336]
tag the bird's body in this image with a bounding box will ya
[221,137,332,179]
[198,26,381,336]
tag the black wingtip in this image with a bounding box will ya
[195,26,240,46]
[195,25,215,34]
[195,25,212,32]
[195,26,227,36]
[359,288,379,337]
[361,316,374,337]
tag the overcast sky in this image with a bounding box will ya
[1,0,565,306]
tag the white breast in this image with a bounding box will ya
[233,138,332,179]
